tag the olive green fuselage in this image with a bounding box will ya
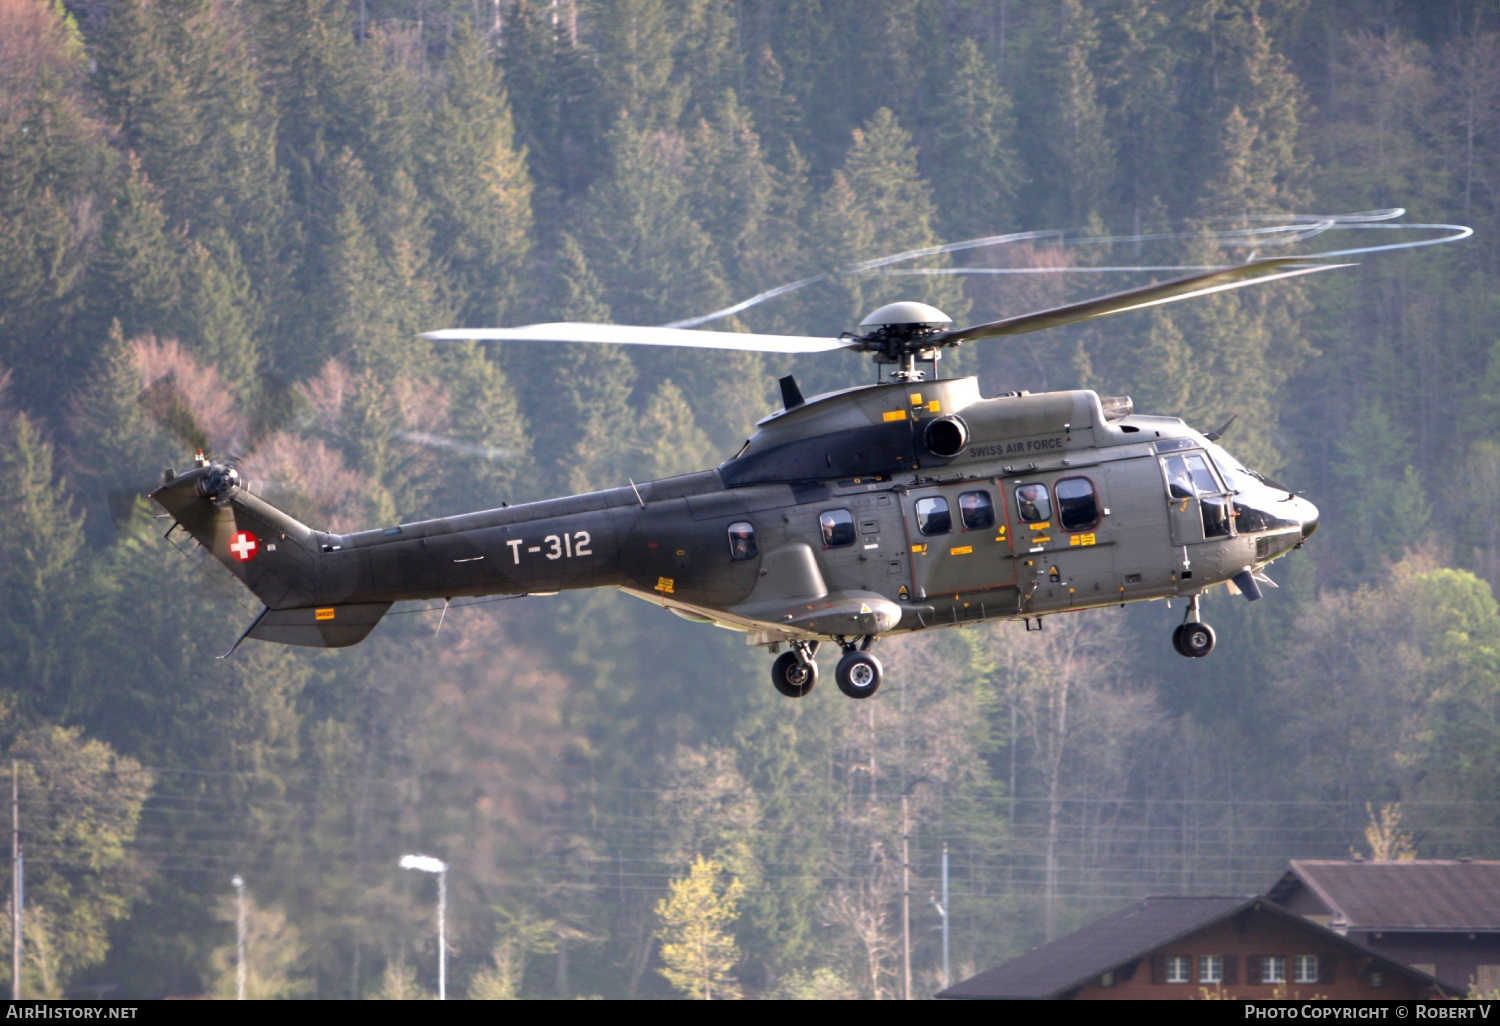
[152,376,1316,648]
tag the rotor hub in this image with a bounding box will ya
[851,304,953,381]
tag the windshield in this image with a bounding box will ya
[1205,442,1259,493]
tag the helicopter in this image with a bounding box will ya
[150,256,1332,700]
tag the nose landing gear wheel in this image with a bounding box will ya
[834,650,882,699]
[1175,621,1216,658]
[772,651,817,697]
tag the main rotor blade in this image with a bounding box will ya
[422,322,855,355]
[940,259,1354,344]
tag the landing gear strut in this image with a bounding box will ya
[834,637,882,699]
[771,641,819,697]
[1171,594,1216,658]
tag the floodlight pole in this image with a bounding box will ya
[232,875,247,1000]
[901,794,911,1001]
[437,867,447,1002]
[11,760,19,1001]
[940,845,950,990]
[399,855,448,1000]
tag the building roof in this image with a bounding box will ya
[937,895,1460,1000]
[938,896,1248,999]
[1271,859,1500,933]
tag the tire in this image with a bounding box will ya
[772,651,817,697]
[1179,622,1216,658]
[835,651,883,699]
[1171,623,1190,657]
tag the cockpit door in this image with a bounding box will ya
[1160,450,1234,546]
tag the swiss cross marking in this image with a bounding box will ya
[229,530,259,563]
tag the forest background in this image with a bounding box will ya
[1,0,1499,1000]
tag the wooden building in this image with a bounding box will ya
[1269,859,1500,994]
[937,895,1458,1000]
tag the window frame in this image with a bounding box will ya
[819,508,857,549]
[1165,955,1191,984]
[1293,955,1318,984]
[915,496,952,536]
[1014,482,1052,524]
[1199,955,1223,984]
[1261,956,1287,984]
[958,490,996,532]
[727,521,758,562]
[1054,475,1100,533]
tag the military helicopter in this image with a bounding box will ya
[151,257,1331,699]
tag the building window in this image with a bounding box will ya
[1261,956,1286,984]
[727,522,757,561]
[915,496,951,535]
[1055,477,1100,532]
[958,490,995,530]
[1294,955,1319,984]
[1199,955,1223,984]
[819,509,856,548]
[1166,955,1191,984]
[1369,971,1385,988]
[1015,483,1051,523]
[1099,971,1115,988]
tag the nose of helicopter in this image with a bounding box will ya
[1298,496,1319,540]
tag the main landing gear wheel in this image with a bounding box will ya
[772,651,817,697]
[835,650,883,699]
[1175,621,1216,658]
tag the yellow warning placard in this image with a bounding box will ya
[883,409,908,422]
[315,608,336,621]
[1069,533,1097,547]
[950,545,973,555]
[655,577,675,594]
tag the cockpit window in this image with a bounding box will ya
[1163,453,1224,498]
[727,521,757,561]
[915,496,952,535]
[820,509,856,548]
[1015,483,1051,523]
[1206,442,1257,493]
[1185,454,1221,495]
[958,491,994,530]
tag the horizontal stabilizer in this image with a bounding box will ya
[249,602,394,648]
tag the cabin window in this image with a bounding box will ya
[820,509,856,548]
[1015,483,1051,523]
[1055,477,1099,532]
[727,521,757,561]
[1199,955,1223,984]
[1260,956,1286,984]
[1166,955,1191,984]
[959,490,995,530]
[915,496,951,535]
[1294,955,1318,984]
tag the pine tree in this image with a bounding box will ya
[1014,0,1115,225]
[636,379,714,481]
[0,412,88,712]
[423,25,535,327]
[0,0,110,403]
[929,38,1023,239]
[531,235,638,493]
[86,156,182,344]
[685,91,777,292]
[1188,0,1310,217]
[1097,0,1181,228]
[178,231,263,393]
[807,108,964,348]
[655,856,744,1000]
